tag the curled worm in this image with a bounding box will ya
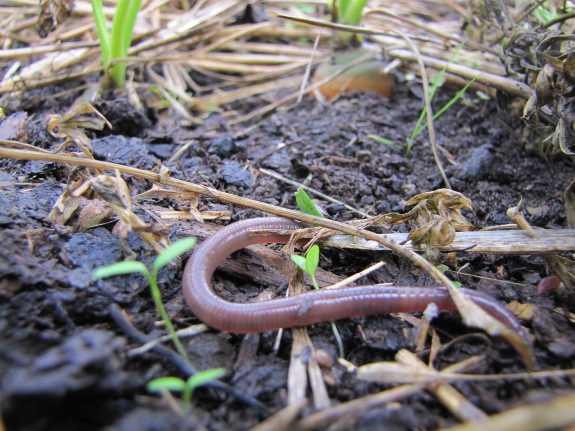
[182,217,528,343]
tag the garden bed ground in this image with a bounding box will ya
[1,74,574,431]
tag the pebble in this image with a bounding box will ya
[221,160,253,188]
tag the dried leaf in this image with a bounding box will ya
[384,190,475,250]
[47,103,111,157]
[520,36,575,157]
[133,182,204,222]
[90,171,169,253]
[557,118,575,155]
[46,178,91,225]
[35,0,73,37]
[507,301,537,321]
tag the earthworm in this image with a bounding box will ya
[182,217,527,342]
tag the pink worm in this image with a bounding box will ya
[182,217,527,342]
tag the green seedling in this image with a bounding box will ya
[295,188,324,218]
[327,0,369,47]
[368,134,402,150]
[406,43,483,153]
[293,189,344,357]
[93,237,196,360]
[333,0,369,27]
[436,264,462,287]
[147,368,226,414]
[90,0,142,89]
[407,73,482,152]
[407,43,462,152]
[292,244,321,291]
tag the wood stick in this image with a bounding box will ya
[321,229,575,255]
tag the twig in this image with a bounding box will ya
[389,49,532,98]
[259,168,370,217]
[320,229,575,254]
[385,25,451,189]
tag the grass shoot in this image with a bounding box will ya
[90,0,142,89]
[407,73,482,152]
[330,0,369,46]
[93,237,196,360]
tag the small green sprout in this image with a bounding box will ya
[90,0,142,89]
[93,237,196,360]
[407,43,482,153]
[368,134,403,150]
[292,245,321,290]
[147,368,226,414]
[407,73,482,152]
[329,0,370,47]
[293,188,344,357]
[436,264,462,287]
[295,188,324,219]
[333,0,369,27]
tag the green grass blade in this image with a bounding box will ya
[407,42,464,152]
[122,0,142,55]
[90,0,111,67]
[110,0,130,59]
[369,134,403,150]
[92,261,148,279]
[343,0,368,26]
[336,0,351,21]
[411,72,483,138]
[153,238,196,275]
[147,376,186,393]
[108,0,140,87]
[187,368,226,390]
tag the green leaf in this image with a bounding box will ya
[90,0,111,67]
[295,188,323,218]
[407,42,465,152]
[147,376,186,393]
[369,134,403,150]
[153,237,196,273]
[412,72,482,139]
[187,368,226,390]
[369,134,393,145]
[92,261,148,279]
[305,245,320,276]
[340,0,369,26]
[291,255,307,272]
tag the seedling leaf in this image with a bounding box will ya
[305,245,320,276]
[147,376,187,393]
[153,237,196,274]
[291,255,307,272]
[295,188,323,218]
[187,368,226,390]
[369,134,402,150]
[92,261,148,279]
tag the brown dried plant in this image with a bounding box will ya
[382,189,475,248]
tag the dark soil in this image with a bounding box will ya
[1,75,574,431]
